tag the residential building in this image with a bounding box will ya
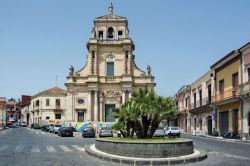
[64,3,155,123]
[189,70,215,136]
[0,97,6,127]
[239,42,250,137]
[174,85,191,133]
[20,95,31,125]
[30,87,67,124]
[211,49,242,136]
[6,99,21,122]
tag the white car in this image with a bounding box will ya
[165,127,180,137]
[53,124,62,134]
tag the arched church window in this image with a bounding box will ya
[107,27,114,39]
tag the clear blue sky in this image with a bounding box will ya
[1,0,250,99]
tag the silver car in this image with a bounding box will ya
[99,127,113,137]
[53,124,62,134]
[153,127,166,137]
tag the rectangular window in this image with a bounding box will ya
[248,68,250,81]
[185,97,188,108]
[46,116,50,120]
[199,89,202,106]
[107,62,114,76]
[118,31,123,39]
[219,79,224,94]
[232,72,239,90]
[56,99,60,106]
[35,100,39,106]
[194,93,196,108]
[98,31,103,40]
[208,84,212,103]
[55,114,61,120]
[46,99,50,106]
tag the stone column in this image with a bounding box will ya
[127,51,131,75]
[94,91,98,122]
[122,91,126,104]
[129,91,132,99]
[117,97,121,108]
[87,91,92,121]
[88,53,93,75]
[99,97,103,122]
[94,51,98,75]
[123,52,127,74]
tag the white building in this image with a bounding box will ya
[30,87,67,124]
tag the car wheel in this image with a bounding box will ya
[168,134,171,138]
[178,134,180,138]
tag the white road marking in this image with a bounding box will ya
[72,145,85,152]
[41,132,45,135]
[59,145,72,152]
[36,132,40,135]
[46,146,56,152]
[15,145,25,152]
[0,145,9,151]
[31,146,40,152]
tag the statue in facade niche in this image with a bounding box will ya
[125,27,129,38]
[91,27,96,38]
[69,65,74,76]
[147,65,151,75]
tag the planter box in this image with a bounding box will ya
[95,139,194,158]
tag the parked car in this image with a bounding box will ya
[58,127,73,137]
[165,127,180,137]
[52,124,61,134]
[41,124,50,132]
[20,122,27,127]
[31,123,40,129]
[82,127,95,138]
[99,127,113,137]
[153,126,166,137]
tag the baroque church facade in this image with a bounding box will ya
[64,4,155,123]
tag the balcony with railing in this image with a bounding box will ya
[212,88,239,103]
[190,97,211,110]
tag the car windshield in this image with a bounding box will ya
[85,127,94,131]
[171,127,179,130]
[101,127,111,130]
[62,127,72,131]
[156,127,164,130]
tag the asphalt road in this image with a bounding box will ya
[181,134,250,166]
[1,128,250,166]
[0,127,118,166]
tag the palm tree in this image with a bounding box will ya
[112,89,177,139]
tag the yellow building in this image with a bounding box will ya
[211,50,242,136]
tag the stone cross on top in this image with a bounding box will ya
[108,3,113,15]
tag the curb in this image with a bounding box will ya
[86,145,207,166]
[182,133,250,144]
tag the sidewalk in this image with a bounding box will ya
[182,132,250,143]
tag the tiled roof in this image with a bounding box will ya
[32,87,66,98]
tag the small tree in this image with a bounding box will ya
[112,89,177,138]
